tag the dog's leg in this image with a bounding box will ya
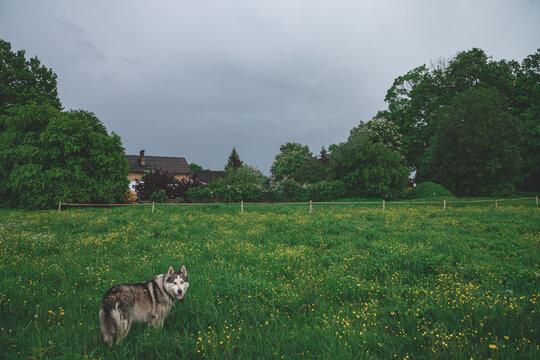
[149,312,160,328]
[99,308,116,346]
[116,314,132,344]
[156,314,165,328]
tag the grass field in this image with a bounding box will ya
[0,201,539,359]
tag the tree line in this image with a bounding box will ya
[265,48,539,198]
[1,38,538,208]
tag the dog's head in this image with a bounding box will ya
[165,265,189,302]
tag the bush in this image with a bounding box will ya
[150,189,168,203]
[123,190,137,204]
[237,183,265,202]
[135,169,176,201]
[274,179,307,202]
[406,182,454,199]
[307,180,348,201]
[135,169,204,202]
[187,187,213,203]
[187,165,267,203]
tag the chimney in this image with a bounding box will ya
[139,150,145,165]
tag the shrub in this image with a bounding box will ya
[278,179,307,202]
[406,182,454,199]
[307,180,348,201]
[135,169,204,202]
[123,190,137,204]
[150,189,168,203]
[135,169,177,201]
[187,187,213,203]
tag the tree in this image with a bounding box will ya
[225,147,243,170]
[224,164,265,185]
[0,39,61,115]
[292,157,329,184]
[189,163,203,172]
[270,142,313,182]
[319,146,329,164]
[329,132,408,199]
[349,118,402,151]
[424,87,520,196]
[381,49,519,172]
[514,49,540,191]
[0,104,129,208]
[378,47,538,195]
[379,64,440,170]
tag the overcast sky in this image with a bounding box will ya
[1,0,539,173]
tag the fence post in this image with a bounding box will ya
[443,199,446,210]
[241,200,244,214]
[495,200,498,208]
[309,200,313,213]
[152,201,155,214]
[58,201,62,212]
[537,196,538,206]
[383,199,385,211]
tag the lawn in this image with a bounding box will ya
[0,202,538,359]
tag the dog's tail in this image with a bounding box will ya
[99,307,116,346]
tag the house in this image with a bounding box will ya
[126,150,192,189]
[192,170,226,185]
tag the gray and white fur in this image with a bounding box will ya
[99,265,189,345]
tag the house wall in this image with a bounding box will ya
[173,174,190,182]
[128,172,144,182]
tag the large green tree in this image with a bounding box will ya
[0,104,128,208]
[329,131,409,199]
[379,47,539,194]
[514,49,540,191]
[0,40,129,208]
[423,88,520,196]
[270,142,314,182]
[0,39,61,115]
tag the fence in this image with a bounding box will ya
[58,196,538,213]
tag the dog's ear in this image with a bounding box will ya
[181,265,187,276]
[167,266,175,277]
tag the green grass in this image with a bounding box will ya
[0,201,538,359]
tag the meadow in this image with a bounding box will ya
[0,201,538,359]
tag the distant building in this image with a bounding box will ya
[192,170,226,186]
[126,150,192,190]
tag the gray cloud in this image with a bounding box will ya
[1,0,539,173]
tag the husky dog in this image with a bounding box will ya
[99,265,189,345]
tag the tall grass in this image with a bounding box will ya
[0,203,538,359]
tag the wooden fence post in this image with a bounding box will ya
[241,200,244,214]
[309,200,313,213]
[152,201,155,214]
[536,196,538,206]
[383,199,385,211]
[495,200,498,208]
[58,201,62,212]
[443,199,446,210]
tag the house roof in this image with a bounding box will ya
[193,170,226,184]
[126,155,192,175]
